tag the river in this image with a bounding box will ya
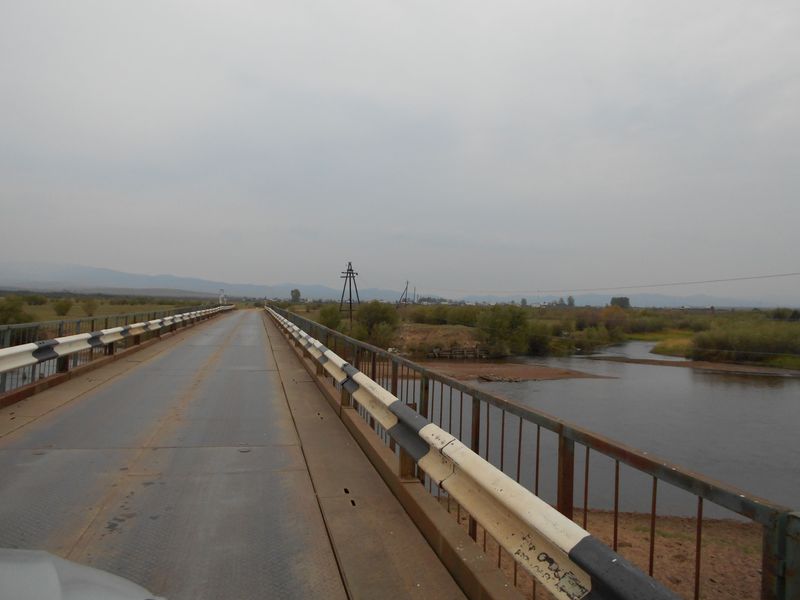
[475,341,800,518]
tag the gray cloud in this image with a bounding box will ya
[1,1,798,301]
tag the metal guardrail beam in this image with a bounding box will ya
[268,307,678,600]
[0,306,235,375]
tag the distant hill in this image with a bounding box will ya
[0,262,398,301]
[0,262,792,307]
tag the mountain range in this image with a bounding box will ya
[0,262,794,308]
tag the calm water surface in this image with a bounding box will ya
[477,342,800,517]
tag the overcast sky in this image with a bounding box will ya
[1,1,798,301]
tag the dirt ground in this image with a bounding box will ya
[417,360,604,382]
[436,497,762,599]
[395,322,478,353]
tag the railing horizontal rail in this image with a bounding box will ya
[271,305,798,599]
[0,306,235,395]
[269,307,679,600]
[0,304,214,348]
[271,307,789,524]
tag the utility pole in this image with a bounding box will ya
[218,288,226,305]
[397,281,409,306]
[339,262,361,327]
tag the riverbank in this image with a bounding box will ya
[438,496,761,599]
[417,360,604,382]
[587,355,800,378]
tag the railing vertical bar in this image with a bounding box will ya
[613,460,620,551]
[500,409,506,473]
[649,476,658,576]
[534,424,541,495]
[694,496,703,600]
[583,446,590,529]
[515,417,522,483]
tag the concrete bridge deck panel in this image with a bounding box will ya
[0,309,465,599]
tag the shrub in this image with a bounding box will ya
[770,308,800,321]
[369,322,396,348]
[357,301,399,334]
[571,325,614,354]
[319,304,342,330]
[600,306,628,332]
[574,309,600,331]
[0,296,32,325]
[82,298,99,316]
[691,322,800,363]
[445,306,479,327]
[53,298,73,316]
[625,316,667,334]
[527,322,551,355]
[476,305,529,356]
[22,294,48,305]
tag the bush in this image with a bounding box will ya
[319,304,342,329]
[625,316,667,334]
[476,305,529,356]
[571,325,614,354]
[770,308,800,321]
[82,298,99,316]
[357,301,399,333]
[527,322,551,355]
[0,296,32,325]
[22,294,48,305]
[691,322,800,363]
[600,306,628,332]
[574,309,600,331]
[446,306,479,327]
[369,322,396,348]
[53,298,73,316]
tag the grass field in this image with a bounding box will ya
[0,294,208,326]
[22,301,192,322]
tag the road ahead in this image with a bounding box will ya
[0,310,463,599]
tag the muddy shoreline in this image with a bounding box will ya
[416,360,604,382]
[586,355,800,378]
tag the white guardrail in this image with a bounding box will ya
[268,307,679,600]
[0,306,235,375]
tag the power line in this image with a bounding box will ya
[418,270,800,296]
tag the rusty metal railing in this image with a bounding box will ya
[271,306,798,600]
[0,306,232,396]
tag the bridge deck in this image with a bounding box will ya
[0,310,464,599]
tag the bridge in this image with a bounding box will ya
[0,307,796,599]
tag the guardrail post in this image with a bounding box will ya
[761,511,799,600]
[469,397,481,540]
[785,512,799,600]
[340,342,352,409]
[399,446,416,479]
[105,342,115,356]
[557,435,575,519]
